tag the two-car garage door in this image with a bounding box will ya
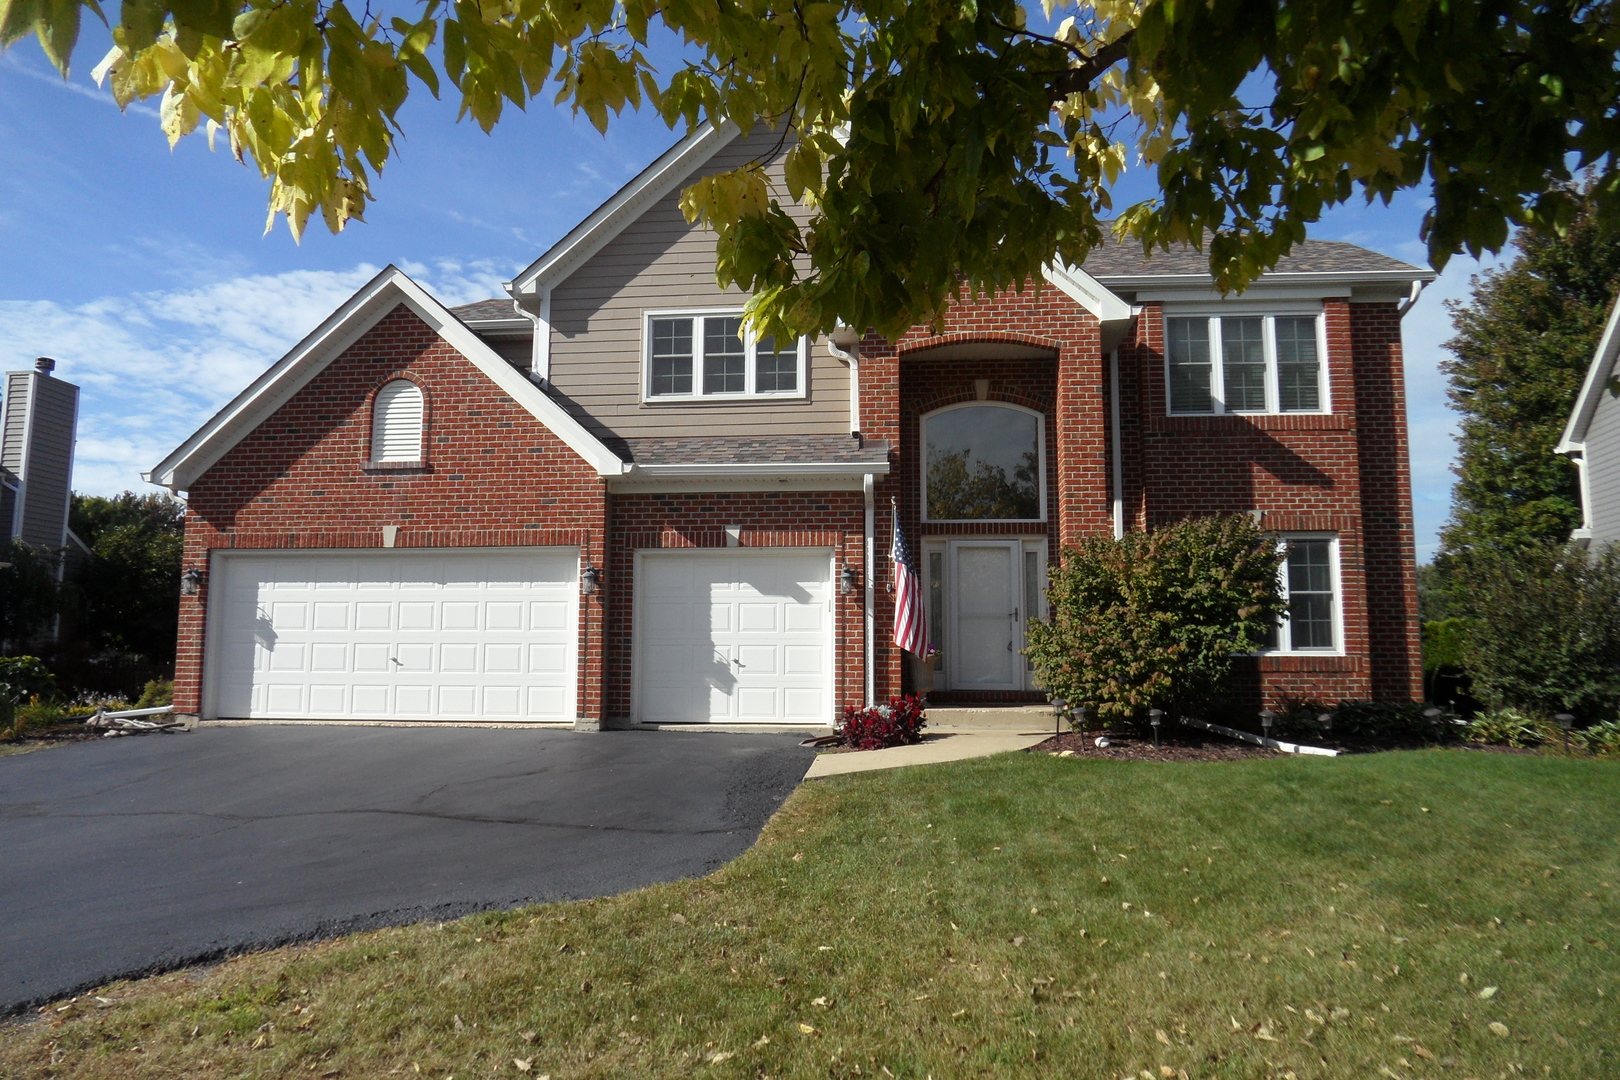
[206,549,578,721]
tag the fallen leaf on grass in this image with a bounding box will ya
[1254,1024,1278,1042]
[753,1035,770,1048]
[454,1015,466,1033]
[952,1009,967,1019]
[1012,936,1025,947]
[799,1023,816,1035]
[671,913,687,925]
[1488,1022,1509,1037]
[1414,1045,1435,1060]
[1155,1029,1172,1046]
[513,1059,532,1073]
[1478,986,1498,999]
[812,997,830,1007]
[706,1051,734,1064]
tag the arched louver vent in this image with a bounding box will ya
[371,379,424,462]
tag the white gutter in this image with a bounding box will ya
[826,330,861,436]
[625,461,889,479]
[1110,349,1124,539]
[863,472,875,705]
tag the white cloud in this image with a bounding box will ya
[0,260,514,497]
[1401,251,1506,562]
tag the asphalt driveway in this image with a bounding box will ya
[0,724,814,1014]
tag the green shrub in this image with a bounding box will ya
[1026,515,1286,721]
[0,656,55,707]
[135,679,175,708]
[1577,719,1620,755]
[1457,541,1620,718]
[1465,708,1550,747]
[1268,698,1459,745]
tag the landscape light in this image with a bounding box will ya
[1260,709,1277,738]
[1149,708,1163,749]
[1555,713,1575,754]
[1050,696,1068,735]
[1318,712,1334,734]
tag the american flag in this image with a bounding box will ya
[891,506,929,656]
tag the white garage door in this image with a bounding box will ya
[207,548,577,721]
[636,550,833,724]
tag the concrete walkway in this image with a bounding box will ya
[805,706,1059,778]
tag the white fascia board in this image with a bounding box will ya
[1043,263,1133,325]
[626,461,890,479]
[460,316,533,333]
[145,266,627,491]
[1136,285,1353,303]
[1558,296,1620,452]
[508,121,741,297]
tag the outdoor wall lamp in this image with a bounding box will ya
[839,565,858,595]
[180,567,203,596]
[1260,709,1277,739]
[1149,708,1164,749]
[581,564,601,595]
[1555,713,1575,754]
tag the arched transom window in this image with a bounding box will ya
[922,403,1044,521]
[371,379,425,462]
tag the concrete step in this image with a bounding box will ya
[922,704,1064,733]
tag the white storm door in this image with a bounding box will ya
[207,548,577,721]
[948,540,1022,690]
[636,551,832,724]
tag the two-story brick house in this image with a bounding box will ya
[147,122,1432,727]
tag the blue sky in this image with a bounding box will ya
[0,33,1498,561]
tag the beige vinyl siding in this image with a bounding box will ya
[479,334,532,371]
[1,372,29,476]
[1584,384,1620,549]
[547,126,850,439]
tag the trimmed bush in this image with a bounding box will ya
[1025,515,1286,721]
[838,696,927,750]
[1270,698,1460,746]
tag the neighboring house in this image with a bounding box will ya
[1557,297,1620,548]
[2,357,82,565]
[146,122,1432,727]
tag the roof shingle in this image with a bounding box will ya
[623,434,890,467]
[1079,235,1426,278]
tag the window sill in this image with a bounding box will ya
[1251,653,1357,672]
[641,395,808,406]
[363,460,428,473]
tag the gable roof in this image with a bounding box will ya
[1557,296,1620,453]
[507,121,740,298]
[145,266,629,492]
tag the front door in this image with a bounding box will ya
[947,540,1023,690]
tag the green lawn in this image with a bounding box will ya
[3,750,1615,1079]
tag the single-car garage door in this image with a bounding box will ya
[207,548,578,721]
[635,549,833,724]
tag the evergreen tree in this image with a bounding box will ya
[1438,195,1620,566]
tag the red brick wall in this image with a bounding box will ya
[176,304,609,719]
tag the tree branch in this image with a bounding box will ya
[1047,29,1134,103]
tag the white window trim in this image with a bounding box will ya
[1264,533,1345,656]
[1164,312,1331,416]
[641,308,808,402]
[920,401,1048,523]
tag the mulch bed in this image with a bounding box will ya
[1,723,105,749]
[1028,727,1279,761]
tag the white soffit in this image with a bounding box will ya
[1558,296,1620,453]
[144,266,628,491]
[508,121,742,297]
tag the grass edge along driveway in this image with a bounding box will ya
[3,750,1615,1079]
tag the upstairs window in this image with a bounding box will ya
[370,379,424,462]
[1166,314,1326,415]
[644,312,806,401]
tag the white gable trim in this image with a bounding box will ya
[508,121,741,298]
[1043,263,1134,350]
[144,266,627,492]
[1558,296,1620,454]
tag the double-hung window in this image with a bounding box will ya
[645,312,806,401]
[1166,314,1326,415]
[1268,536,1340,652]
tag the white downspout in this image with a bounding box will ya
[1397,279,1426,318]
[1110,348,1125,539]
[863,472,875,705]
[512,288,552,386]
[826,331,861,436]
